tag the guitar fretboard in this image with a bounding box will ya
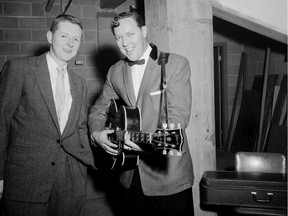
[114,130,152,144]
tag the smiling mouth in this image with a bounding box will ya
[64,49,72,53]
[125,46,134,52]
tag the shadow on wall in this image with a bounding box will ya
[93,45,123,82]
[85,45,123,107]
[33,45,50,56]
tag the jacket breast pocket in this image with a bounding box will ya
[150,89,164,96]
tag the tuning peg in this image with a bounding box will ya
[177,123,181,129]
[162,149,167,155]
[162,123,168,129]
[169,150,174,155]
[176,151,182,156]
[169,123,175,129]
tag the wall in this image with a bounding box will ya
[214,0,287,36]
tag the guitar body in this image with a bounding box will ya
[93,99,140,171]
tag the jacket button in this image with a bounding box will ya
[51,162,55,166]
[56,139,60,143]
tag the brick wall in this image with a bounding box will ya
[0,0,136,108]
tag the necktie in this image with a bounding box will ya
[56,67,65,123]
[127,59,145,66]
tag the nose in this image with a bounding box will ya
[67,38,74,47]
[122,36,129,46]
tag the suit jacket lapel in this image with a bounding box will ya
[34,54,59,131]
[137,58,158,103]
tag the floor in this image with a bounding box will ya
[84,147,236,216]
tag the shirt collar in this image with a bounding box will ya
[46,52,68,72]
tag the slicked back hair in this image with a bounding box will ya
[50,14,83,33]
[110,11,145,35]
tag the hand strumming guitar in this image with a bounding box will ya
[91,130,119,155]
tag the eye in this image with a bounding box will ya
[115,36,121,41]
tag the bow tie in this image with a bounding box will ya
[127,59,145,66]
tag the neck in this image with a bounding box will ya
[137,43,149,60]
[142,43,149,56]
[48,50,67,68]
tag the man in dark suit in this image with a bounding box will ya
[88,11,194,216]
[0,14,95,216]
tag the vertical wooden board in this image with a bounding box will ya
[279,97,287,126]
[214,46,222,148]
[271,75,287,126]
[272,85,280,114]
[258,74,279,150]
[256,47,270,152]
[225,52,246,151]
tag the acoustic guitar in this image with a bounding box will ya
[93,99,184,171]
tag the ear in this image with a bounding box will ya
[141,26,147,38]
[47,31,53,44]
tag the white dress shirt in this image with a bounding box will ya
[131,45,152,100]
[46,53,72,133]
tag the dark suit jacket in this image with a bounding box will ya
[89,45,194,196]
[0,54,94,202]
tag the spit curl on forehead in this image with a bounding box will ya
[50,14,83,33]
[111,11,145,35]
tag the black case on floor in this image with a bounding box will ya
[200,171,287,210]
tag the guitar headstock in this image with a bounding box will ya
[152,123,184,156]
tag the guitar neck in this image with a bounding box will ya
[114,130,152,144]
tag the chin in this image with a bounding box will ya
[127,56,137,61]
[64,54,76,61]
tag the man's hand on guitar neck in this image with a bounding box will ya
[124,132,144,152]
[91,130,119,155]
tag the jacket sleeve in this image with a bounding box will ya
[0,60,23,179]
[166,54,192,129]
